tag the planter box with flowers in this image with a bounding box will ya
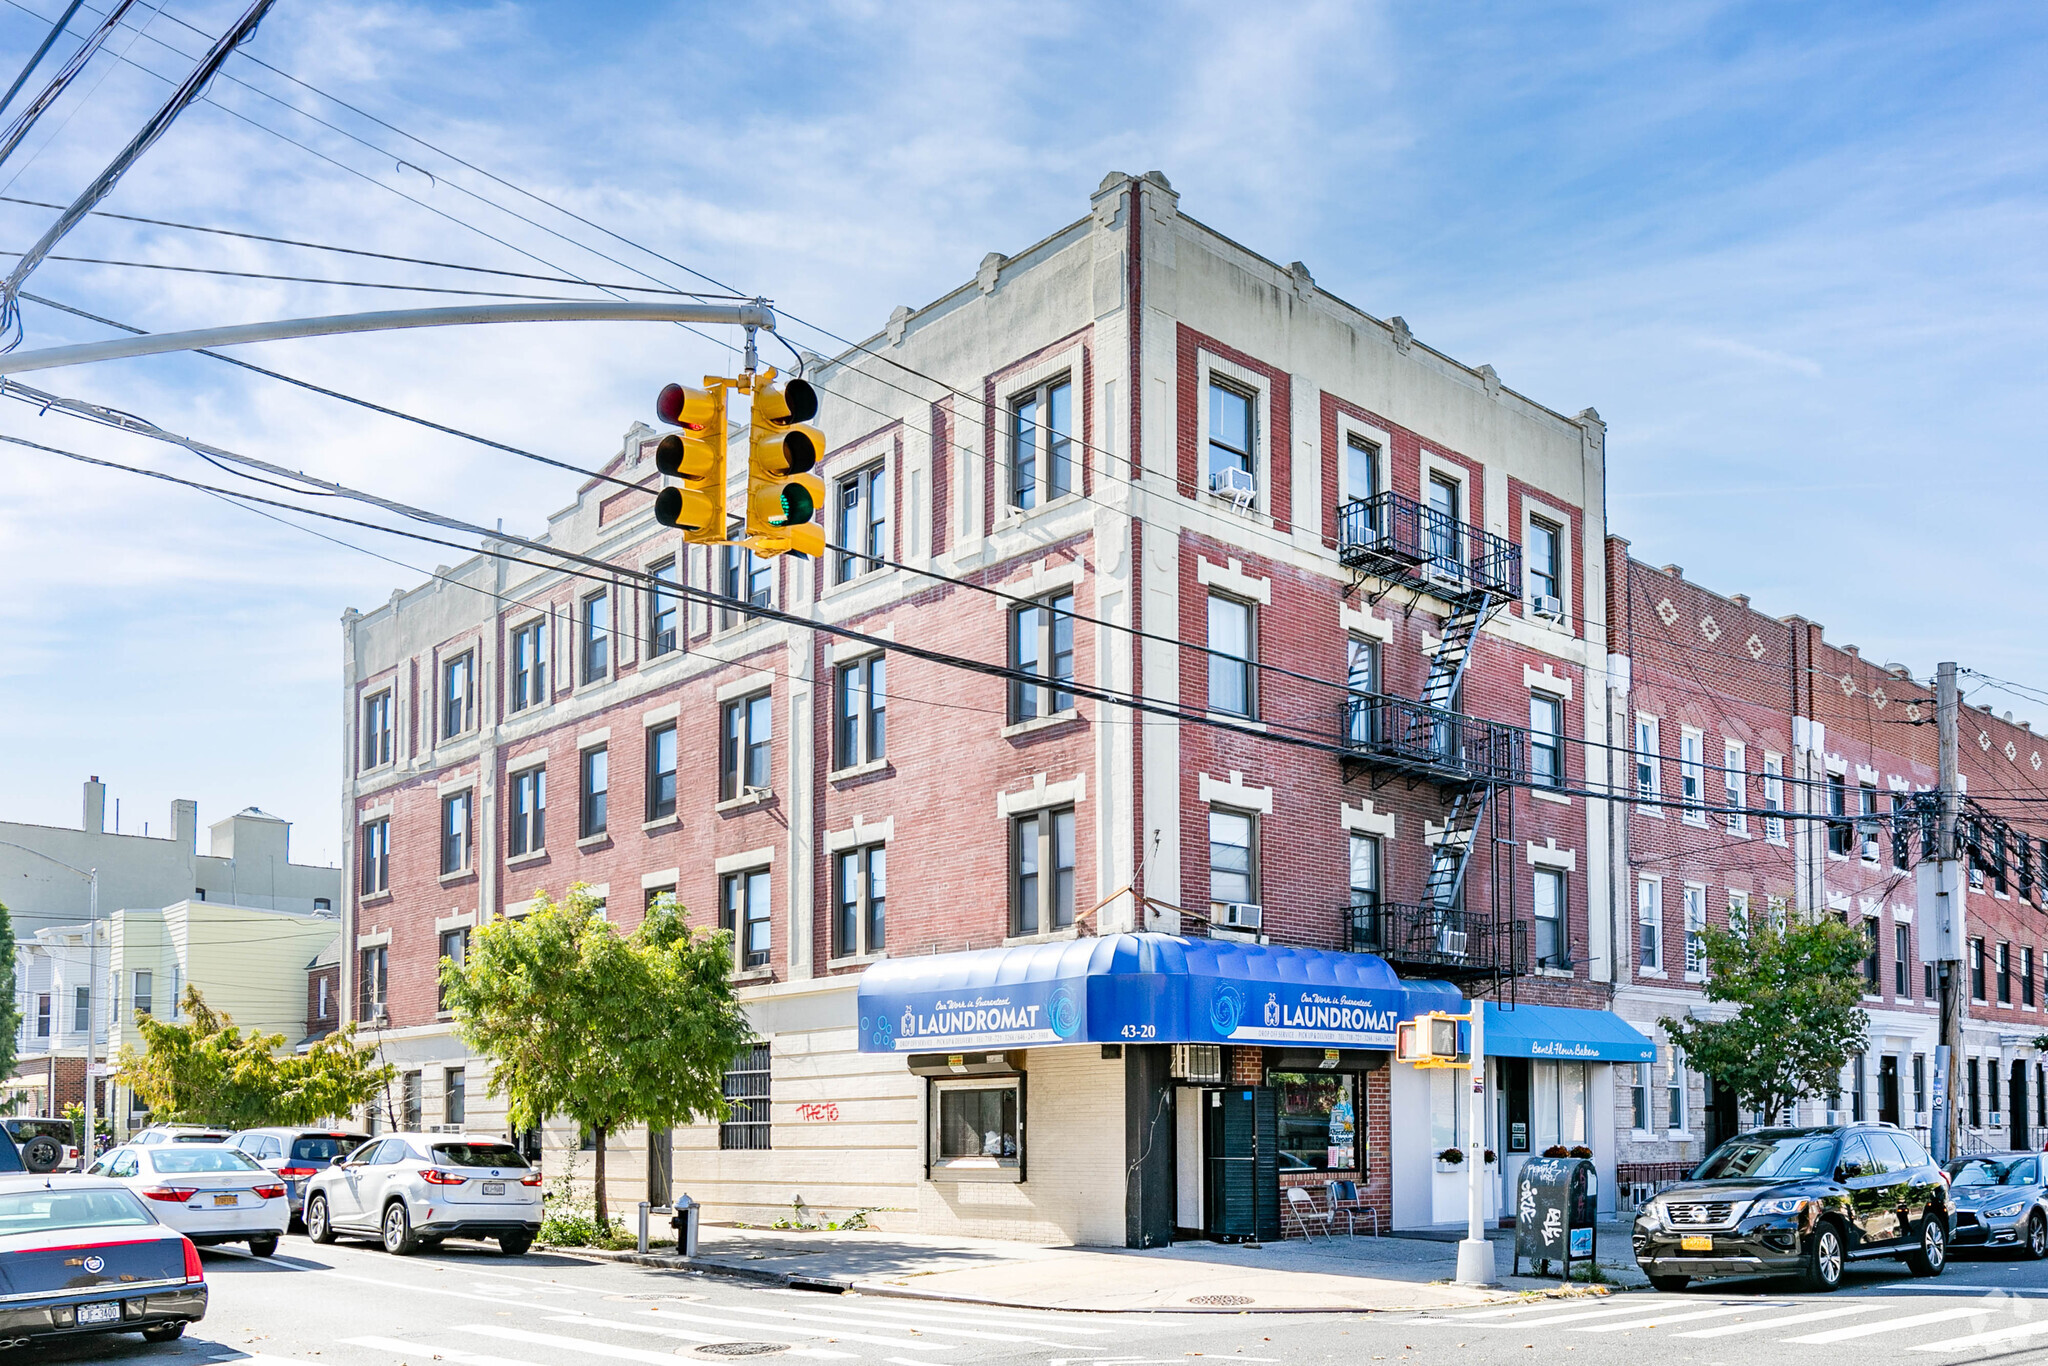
[1435,1147,1465,1173]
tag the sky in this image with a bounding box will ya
[0,0,2043,857]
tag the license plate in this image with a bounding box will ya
[482,1181,505,1196]
[213,1193,239,1207]
[75,1301,121,1325]
[1681,1234,1713,1252]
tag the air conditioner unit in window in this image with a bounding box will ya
[1219,902,1263,931]
[1530,593,1564,621]
[1824,1109,1846,1125]
[1209,466,1257,512]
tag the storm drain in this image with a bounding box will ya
[690,1344,789,1358]
[1189,1294,1255,1307]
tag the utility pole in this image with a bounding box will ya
[1936,661,1963,1163]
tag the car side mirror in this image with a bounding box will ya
[1837,1162,1862,1180]
[330,1156,346,1168]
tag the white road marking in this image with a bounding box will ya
[346,1337,545,1366]
[627,1296,1101,1346]
[1784,1307,1989,1343]
[1673,1304,1884,1337]
[1570,1304,1770,1332]
[549,1309,947,1352]
[1452,1298,1695,1325]
[458,1323,777,1364]
[1909,1318,2048,1353]
[783,1290,1116,1331]
[1454,1296,1690,1320]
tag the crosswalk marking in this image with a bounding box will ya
[1673,1304,1883,1337]
[347,1336,545,1366]
[456,1323,768,1365]
[1909,1318,2048,1353]
[624,1296,1102,1346]
[783,1292,1117,1333]
[1456,1296,1687,1320]
[1784,1307,1987,1343]
[1570,1304,1771,1333]
[546,1309,943,1352]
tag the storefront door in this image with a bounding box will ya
[1203,1088,1278,1242]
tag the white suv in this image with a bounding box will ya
[303,1132,542,1256]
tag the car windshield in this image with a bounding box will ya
[0,1187,153,1233]
[431,1143,529,1170]
[1693,1135,1838,1180]
[150,1148,266,1174]
[1948,1157,2036,1187]
[292,1135,367,1163]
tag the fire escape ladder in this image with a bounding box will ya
[1424,780,1491,914]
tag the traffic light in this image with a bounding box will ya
[1395,1012,1471,1068]
[652,378,729,543]
[745,373,825,558]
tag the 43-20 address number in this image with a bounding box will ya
[1120,1024,1157,1039]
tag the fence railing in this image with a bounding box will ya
[1345,899,1527,976]
[1339,692,1525,784]
[1337,491,1522,598]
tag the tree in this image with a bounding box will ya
[0,900,18,1085]
[441,884,753,1229]
[116,986,393,1127]
[1660,913,1870,1126]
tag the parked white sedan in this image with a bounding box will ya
[86,1143,289,1256]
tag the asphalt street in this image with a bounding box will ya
[39,1233,2048,1366]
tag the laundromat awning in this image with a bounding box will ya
[856,932,1461,1054]
[1479,1001,1656,1062]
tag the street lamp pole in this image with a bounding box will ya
[0,841,98,1157]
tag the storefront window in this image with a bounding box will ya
[937,1085,1019,1163]
[1529,1060,1590,1151]
[1269,1072,1358,1173]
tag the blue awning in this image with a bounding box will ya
[856,932,1461,1054]
[1480,1001,1655,1062]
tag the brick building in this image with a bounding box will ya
[1606,543,2048,1196]
[340,171,1649,1246]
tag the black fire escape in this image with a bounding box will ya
[1335,491,1527,994]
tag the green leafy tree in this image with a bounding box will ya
[0,900,18,1084]
[442,884,753,1229]
[116,986,393,1127]
[1660,913,1870,1126]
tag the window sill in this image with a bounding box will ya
[1004,927,1081,947]
[505,849,548,869]
[1637,805,1664,819]
[1767,835,1788,846]
[641,815,681,834]
[826,951,883,970]
[1667,1130,1694,1142]
[715,791,774,813]
[359,890,393,907]
[1206,711,1264,730]
[1535,965,1576,979]
[929,1157,1022,1184]
[1726,827,1752,840]
[438,870,476,887]
[576,832,613,849]
[1530,788,1571,806]
[1680,814,1708,828]
[818,567,891,600]
[994,491,1088,530]
[1684,973,1705,984]
[1637,968,1667,979]
[1001,711,1082,740]
[731,966,775,984]
[827,759,893,783]
[1630,1129,1657,1141]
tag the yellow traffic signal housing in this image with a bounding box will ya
[745,374,826,558]
[1395,1012,1472,1068]
[652,379,729,543]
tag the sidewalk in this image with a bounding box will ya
[562,1217,1646,1313]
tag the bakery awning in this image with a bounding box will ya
[1479,1000,1656,1062]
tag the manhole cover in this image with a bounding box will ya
[1189,1294,1254,1307]
[691,1344,788,1358]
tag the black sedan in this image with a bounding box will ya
[0,1173,207,1351]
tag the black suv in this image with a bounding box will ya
[1633,1123,1949,1292]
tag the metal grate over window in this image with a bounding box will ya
[720,1043,772,1151]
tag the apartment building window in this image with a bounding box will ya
[720,868,771,970]
[359,945,388,1021]
[1635,716,1660,805]
[1896,923,1912,998]
[442,652,475,738]
[1851,1054,1867,1121]
[1426,474,1462,571]
[508,768,545,857]
[722,544,773,618]
[362,689,393,767]
[1011,377,1075,510]
[1727,889,1750,939]
[436,928,468,1014]
[1529,693,1563,788]
[1865,921,1882,992]
[1012,806,1077,935]
[1827,773,1852,856]
[834,463,888,583]
[2000,941,2013,1004]
[1526,517,1561,607]
[720,1043,772,1150]
[34,994,49,1038]
[1349,833,1381,947]
[647,559,681,657]
[1009,591,1075,721]
[1343,433,1380,505]
[1678,728,1704,821]
[1209,809,1258,922]
[438,790,473,876]
[581,591,609,683]
[1994,826,2011,896]
[1683,885,1706,978]
[360,818,390,895]
[1207,380,1254,493]
[580,746,609,837]
[400,1072,421,1130]
[2027,946,2038,1007]
[1638,878,1662,971]
[1763,755,1785,840]
[509,620,547,710]
[647,724,678,820]
[1630,1062,1652,1132]
[73,985,89,1034]
[133,971,153,1018]
[1859,784,1881,861]
[445,1067,466,1126]
[1533,867,1565,966]
[1971,937,1987,1001]
[1913,1053,1927,1116]
[1724,741,1746,833]
[1667,1049,1688,1132]
[833,654,886,769]
[316,976,330,1021]
[833,844,887,958]
[720,693,773,800]
[1345,638,1380,745]
[1970,1057,1983,1127]
[1207,594,1255,718]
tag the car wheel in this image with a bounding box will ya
[248,1235,279,1258]
[1648,1273,1690,1292]
[2027,1212,2047,1260]
[306,1195,336,1245]
[1804,1221,1846,1292]
[498,1233,533,1256]
[382,1202,419,1256]
[140,1322,187,1343]
[1907,1212,1948,1277]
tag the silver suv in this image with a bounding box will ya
[302,1131,542,1256]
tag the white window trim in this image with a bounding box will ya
[1195,556,1272,606]
[1341,798,1396,838]
[823,450,892,592]
[1419,454,1471,525]
[434,910,476,933]
[1762,750,1787,843]
[1679,726,1707,826]
[358,803,393,826]
[642,867,681,891]
[994,342,1088,517]
[504,749,549,775]
[1523,664,1573,701]
[1635,713,1663,816]
[578,727,612,749]
[824,813,895,853]
[1521,493,1574,626]
[996,771,1088,818]
[436,773,477,797]
[929,1075,1025,1183]
[355,929,392,950]
[831,627,894,665]
[1198,770,1273,815]
[1195,351,1271,512]
[642,701,682,728]
[1724,739,1749,835]
[1637,876,1664,976]
[1339,599,1393,644]
[1335,412,1392,506]
[1683,883,1708,982]
[714,846,776,875]
[1526,839,1577,871]
[715,671,778,705]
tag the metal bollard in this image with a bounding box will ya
[637,1201,651,1255]
[670,1193,699,1258]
